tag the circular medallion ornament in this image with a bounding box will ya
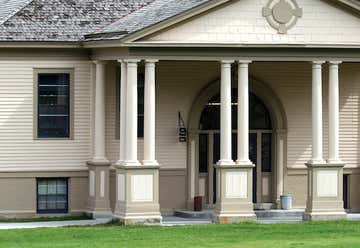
[262,0,303,34]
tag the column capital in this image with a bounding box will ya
[238,60,252,65]
[329,61,342,65]
[220,60,235,65]
[145,59,159,63]
[123,59,141,64]
[312,61,325,66]
[93,60,107,65]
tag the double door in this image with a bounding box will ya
[198,131,273,206]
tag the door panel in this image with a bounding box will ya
[249,133,257,203]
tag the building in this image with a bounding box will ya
[0,0,359,224]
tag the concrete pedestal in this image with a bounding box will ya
[304,162,346,221]
[113,165,162,225]
[213,163,256,223]
[86,161,112,218]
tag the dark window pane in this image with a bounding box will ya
[261,133,272,172]
[138,115,144,138]
[199,134,208,173]
[137,73,145,138]
[249,94,272,130]
[38,116,70,138]
[232,133,237,161]
[213,134,220,164]
[38,73,70,138]
[249,133,257,165]
[37,178,68,214]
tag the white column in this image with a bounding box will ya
[116,60,127,165]
[143,60,159,166]
[218,60,234,165]
[124,59,141,166]
[310,61,325,164]
[328,61,342,163]
[92,60,108,162]
[236,61,252,164]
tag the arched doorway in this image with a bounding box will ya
[187,77,287,210]
[198,90,273,206]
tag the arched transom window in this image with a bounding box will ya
[199,90,272,131]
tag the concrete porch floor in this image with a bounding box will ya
[0,212,359,229]
[161,209,360,225]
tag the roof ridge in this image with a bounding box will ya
[0,0,34,25]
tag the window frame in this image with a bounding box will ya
[33,68,74,140]
[36,178,69,214]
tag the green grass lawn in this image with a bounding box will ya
[0,221,359,248]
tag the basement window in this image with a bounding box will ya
[37,178,68,214]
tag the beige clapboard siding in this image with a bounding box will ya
[0,59,93,169]
[146,0,360,45]
[105,61,360,170]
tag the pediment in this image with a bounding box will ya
[136,0,360,46]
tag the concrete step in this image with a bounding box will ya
[255,209,305,219]
[174,209,213,219]
[162,216,213,226]
[256,218,304,224]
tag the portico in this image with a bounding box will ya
[84,54,349,224]
[80,0,360,225]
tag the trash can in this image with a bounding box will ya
[280,194,292,210]
[194,196,203,211]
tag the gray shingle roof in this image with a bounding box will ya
[0,0,33,25]
[96,0,210,38]
[0,0,157,41]
[0,0,359,42]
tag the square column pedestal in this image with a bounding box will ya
[214,163,256,223]
[304,163,347,221]
[86,161,112,218]
[114,165,162,225]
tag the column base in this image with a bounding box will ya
[114,165,162,225]
[213,162,255,224]
[214,213,256,224]
[113,211,162,225]
[85,210,113,219]
[304,211,347,221]
[86,160,112,218]
[305,162,346,221]
[214,201,256,223]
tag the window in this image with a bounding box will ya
[37,178,68,214]
[137,73,145,138]
[36,70,72,138]
[116,66,144,138]
[200,91,272,131]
